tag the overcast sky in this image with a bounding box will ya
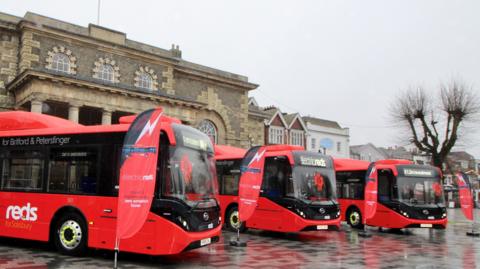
[4,1,480,157]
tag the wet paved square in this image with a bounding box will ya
[0,209,478,269]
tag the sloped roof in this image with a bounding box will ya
[302,116,342,129]
[350,143,388,158]
[262,107,288,127]
[283,113,296,125]
[248,97,259,107]
[283,113,307,131]
[263,106,279,115]
[448,151,475,161]
[378,146,413,160]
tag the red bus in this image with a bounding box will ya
[334,158,447,230]
[0,111,221,256]
[215,144,341,233]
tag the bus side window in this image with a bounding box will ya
[336,171,365,200]
[158,133,171,198]
[48,147,98,194]
[98,143,120,196]
[0,150,44,191]
[378,170,393,202]
[262,156,289,198]
[216,160,240,196]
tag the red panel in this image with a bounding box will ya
[217,195,239,225]
[0,192,221,255]
[338,199,364,222]
[368,203,447,229]
[248,198,340,232]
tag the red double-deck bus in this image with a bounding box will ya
[0,111,221,256]
[334,158,447,229]
[215,144,341,233]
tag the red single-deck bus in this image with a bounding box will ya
[215,144,341,233]
[334,158,447,229]
[0,111,221,256]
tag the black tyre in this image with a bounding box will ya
[347,207,364,229]
[53,212,87,256]
[226,206,247,233]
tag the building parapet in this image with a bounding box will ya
[1,11,256,89]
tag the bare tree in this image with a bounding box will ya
[390,80,480,170]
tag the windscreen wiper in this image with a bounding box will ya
[189,200,202,212]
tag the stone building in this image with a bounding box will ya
[0,11,264,147]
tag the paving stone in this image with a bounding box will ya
[0,209,478,268]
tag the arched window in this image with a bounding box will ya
[138,73,153,90]
[51,53,70,73]
[98,64,114,82]
[197,120,217,144]
[93,57,119,83]
[46,46,76,74]
[135,66,158,91]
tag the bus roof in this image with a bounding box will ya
[0,111,81,130]
[0,110,181,138]
[374,159,413,165]
[333,158,370,171]
[264,144,304,152]
[214,144,247,160]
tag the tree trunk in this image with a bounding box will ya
[431,154,443,171]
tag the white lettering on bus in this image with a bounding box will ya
[142,175,154,181]
[1,136,71,147]
[5,203,38,222]
[404,169,433,177]
[300,156,327,167]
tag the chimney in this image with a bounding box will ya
[170,44,182,58]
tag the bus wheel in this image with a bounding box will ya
[54,213,87,256]
[226,206,246,233]
[347,208,364,229]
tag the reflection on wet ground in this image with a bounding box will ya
[0,209,478,268]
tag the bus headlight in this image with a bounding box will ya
[295,208,306,218]
[442,213,447,219]
[401,211,409,218]
[177,216,190,230]
[336,210,340,218]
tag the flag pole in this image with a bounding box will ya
[114,238,119,269]
[230,211,247,247]
[467,191,479,237]
[358,210,371,238]
[97,0,101,25]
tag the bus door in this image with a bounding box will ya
[370,168,395,227]
[249,156,290,230]
[0,148,47,241]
